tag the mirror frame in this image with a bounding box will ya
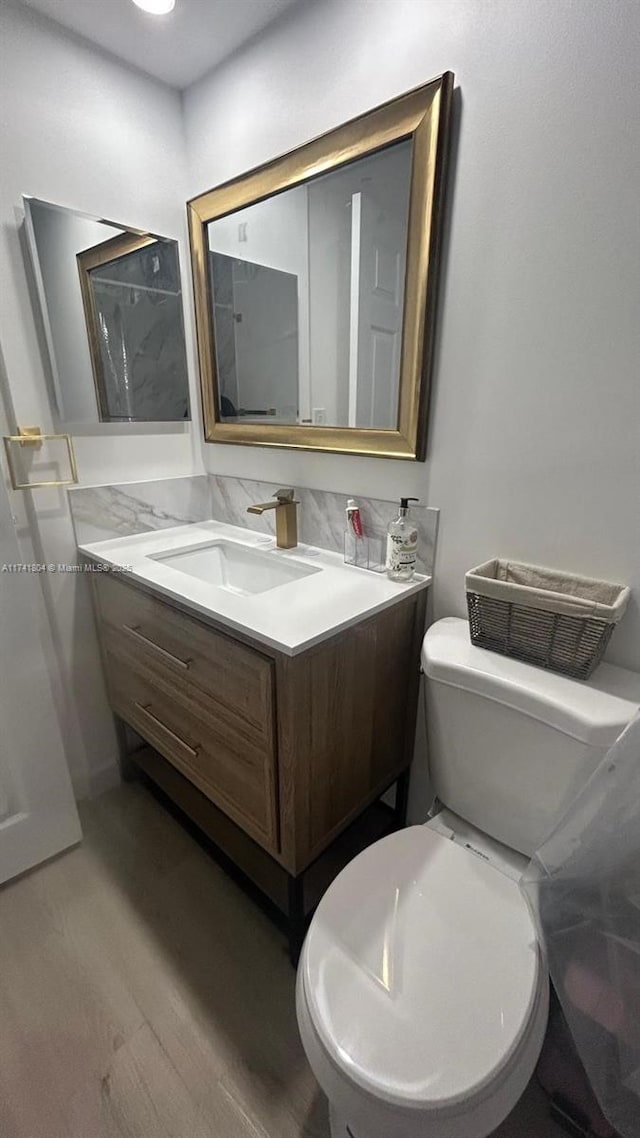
[76,232,158,422]
[187,72,453,461]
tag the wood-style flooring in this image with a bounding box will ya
[0,783,565,1137]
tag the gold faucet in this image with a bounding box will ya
[247,488,299,549]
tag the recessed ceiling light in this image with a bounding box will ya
[132,0,176,15]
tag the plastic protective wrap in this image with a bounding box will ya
[522,711,640,1138]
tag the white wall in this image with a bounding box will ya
[209,189,311,415]
[0,2,202,796]
[307,142,412,426]
[209,191,308,276]
[307,169,353,425]
[184,0,640,672]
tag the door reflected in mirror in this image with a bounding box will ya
[24,197,191,424]
[207,139,412,431]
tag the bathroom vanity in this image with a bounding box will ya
[82,522,429,958]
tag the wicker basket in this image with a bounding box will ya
[466,559,630,679]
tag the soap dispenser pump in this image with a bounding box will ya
[386,497,419,581]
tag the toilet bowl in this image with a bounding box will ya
[297,823,549,1138]
[297,618,640,1138]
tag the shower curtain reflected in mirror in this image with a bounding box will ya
[78,237,189,422]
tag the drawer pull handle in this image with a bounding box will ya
[134,702,200,759]
[123,624,191,670]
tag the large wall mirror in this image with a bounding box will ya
[24,197,191,424]
[188,73,453,460]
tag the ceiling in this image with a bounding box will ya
[19,0,303,89]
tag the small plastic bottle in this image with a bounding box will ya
[386,497,419,581]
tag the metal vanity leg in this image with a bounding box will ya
[394,769,410,830]
[287,873,306,967]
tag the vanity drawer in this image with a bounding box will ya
[105,649,279,853]
[93,573,273,738]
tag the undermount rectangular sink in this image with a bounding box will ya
[149,539,321,596]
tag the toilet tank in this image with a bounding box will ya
[422,618,640,857]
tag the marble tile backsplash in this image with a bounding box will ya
[68,475,211,544]
[208,474,438,576]
[69,472,438,576]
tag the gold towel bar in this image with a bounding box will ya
[3,427,78,489]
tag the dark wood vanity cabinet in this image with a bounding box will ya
[91,572,426,955]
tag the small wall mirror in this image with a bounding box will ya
[188,74,453,460]
[23,197,191,424]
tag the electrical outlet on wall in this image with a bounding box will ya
[312,407,327,425]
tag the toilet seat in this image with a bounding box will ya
[299,825,548,1132]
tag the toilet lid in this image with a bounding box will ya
[302,826,542,1112]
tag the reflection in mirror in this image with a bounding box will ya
[23,197,190,424]
[207,139,412,430]
[210,253,299,423]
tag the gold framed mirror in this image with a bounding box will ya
[188,72,453,460]
[77,232,157,421]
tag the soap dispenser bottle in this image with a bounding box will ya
[386,497,419,581]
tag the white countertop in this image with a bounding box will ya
[79,520,430,656]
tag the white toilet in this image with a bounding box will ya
[296,617,640,1138]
